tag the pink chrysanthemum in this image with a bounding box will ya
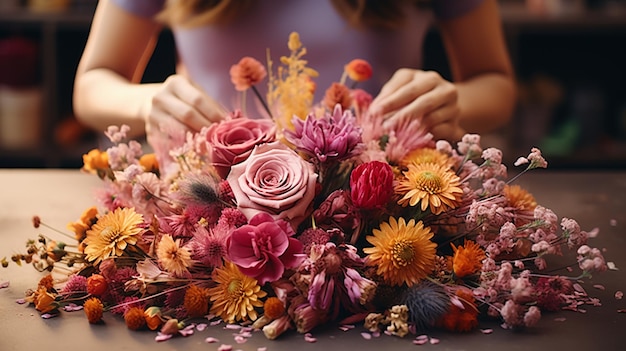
[189,225,230,268]
[285,104,362,163]
[61,274,87,295]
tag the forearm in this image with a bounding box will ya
[73,68,161,136]
[455,72,516,134]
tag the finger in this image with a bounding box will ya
[153,92,213,131]
[371,71,439,117]
[170,79,227,124]
[372,69,414,103]
[421,103,460,130]
[147,107,189,134]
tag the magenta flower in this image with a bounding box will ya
[205,115,276,178]
[349,161,394,210]
[227,212,304,285]
[285,104,362,163]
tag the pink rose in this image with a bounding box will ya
[227,142,318,228]
[227,212,304,284]
[205,115,275,178]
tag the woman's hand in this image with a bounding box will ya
[143,74,227,137]
[370,69,464,141]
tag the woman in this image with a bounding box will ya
[73,0,516,143]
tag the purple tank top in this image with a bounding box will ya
[111,0,484,114]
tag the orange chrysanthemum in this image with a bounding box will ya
[156,234,193,277]
[263,297,285,320]
[504,184,537,212]
[84,297,104,324]
[363,217,437,287]
[124,306,146,330]
[208,261,267,323]
[436,287,478,332]
[344,59,373,82]
[84,207,145,265]
[400,148,452,169]
[139,153,159,173]
[82,148,109,173]
[451,240,486,278]
[395,162,463,215]
[230,56,267,91]
[184,284,211,318]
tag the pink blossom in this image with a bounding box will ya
[527,147,548,169]
[523,306,541,327]
[457,134,482,157]
[105,124,131,143]
[313,189,361,244]
[227,212,304,284]
[482,147,503,164]
[205,115,276,178]
[384,118,434,164]
[227,142,318,228]
[284,105,362,163]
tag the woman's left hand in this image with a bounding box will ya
[370,68,464,141]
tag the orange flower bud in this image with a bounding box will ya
[230,56,267,91]
[86,274,108,296]
[322,82,352,110]
[344,59,373,82]
[139,153,159,173]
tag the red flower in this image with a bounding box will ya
[86,274,108,296]
[344,59,373,82]
[349,161,394,210]
[230,56,267,91]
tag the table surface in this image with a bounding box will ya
[1,169,624,351]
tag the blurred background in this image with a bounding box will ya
[0,0,624,169]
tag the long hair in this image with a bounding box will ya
[157,0,429,29]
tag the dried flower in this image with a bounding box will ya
[451,240,486,278]
[322,83,352,111]
[183,285,210,318]
[156,234,193,277]
[124,306,147,330]
[84,297,104,324]
[86,274,108,296]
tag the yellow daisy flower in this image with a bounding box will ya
[84,207,144,264]
[363,217,437,287]
[208,261,267,323]
[156,234,193,277]
[395,162,463,215]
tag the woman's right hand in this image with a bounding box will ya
[144,74,227,137]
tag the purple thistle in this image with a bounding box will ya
[285,104,362,163]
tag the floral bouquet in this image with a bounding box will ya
[4,32,609,344]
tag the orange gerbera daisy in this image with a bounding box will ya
[395,163,463,215]
[451,240,486,278]
[208,261,266,323]
[363,217,437,287]
[81,148,109,174]
[83,207,144,265]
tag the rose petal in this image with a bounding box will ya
[429,338,440,345]
[615,291,623,300]
[481,329,493,334]
[304,333,317,343]
[155,333,173,342]
[205,337,220,343]
[361,332,372,340]
[0,281,9,289]
[218,344,233,351]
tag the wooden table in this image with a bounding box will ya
[1,169,624,351]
